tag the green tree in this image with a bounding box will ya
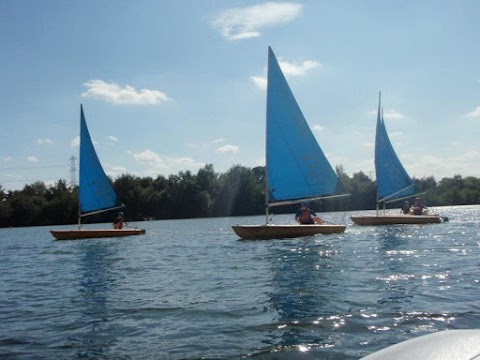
[348,171,376,210]
[214,165,263,216]
[8,192,47,226]
[44,180,77,225]
[4,165,480,228]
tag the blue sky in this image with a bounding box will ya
[1,0,479,191]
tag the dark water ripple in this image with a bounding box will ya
[1,205,480,359]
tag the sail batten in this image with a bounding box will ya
[79,105,123,216]
[374,93,415,203]
[266,47,338,205]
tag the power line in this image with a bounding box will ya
[0,164,67,171]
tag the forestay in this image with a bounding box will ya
[79,105,123,216]
[374,93,415,204]
[266,47,338,206]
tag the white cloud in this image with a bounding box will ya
[37,138,53,144]
[278,59,321,76]
[105,164,127,178]
[368,108,406,120]
[363,142,374,148]
[2,156,13,162]
[387,149,480,180]
[187,138,227,149]
[209,2,303,41]
[383,109,406,120]
[254,156,265,167]
[81,80,173,105]
[133,150,162,165]
[216,144,239,154]
[71,136,80,147]
[250,58,321,89]
[132,149,204,175]
[107,135,119,143]
[250,76,267,90]
[210,138,226,145]
[464,150,480,159]
[388,131,403,138]
[169,157,204,170]
[43,179,57,188]
[313,124,324,132]
[465,107,480,118]
[27,156,39,162]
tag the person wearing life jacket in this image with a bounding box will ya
[411,198,428,215]
[295,201,323,225]
[113,212,127,229]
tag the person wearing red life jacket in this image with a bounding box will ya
[295,201,323,225]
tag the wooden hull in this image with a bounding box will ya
[350,215,447,226]
[50,228,145,240]
[232,224,346,240]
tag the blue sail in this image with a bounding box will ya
[79,105,123,215]
[266,47,338,205]
[374,93,415,203]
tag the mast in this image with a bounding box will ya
[77,206,82,230]
[375,91,382,216]
[265,46,272,225]
[78,104,83,229]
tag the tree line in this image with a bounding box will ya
[1,163,479,228]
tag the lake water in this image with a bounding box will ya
[1,205,480,359]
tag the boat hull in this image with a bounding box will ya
[351,215,447,226]
[232,224,346,240]
[50,228,145,240]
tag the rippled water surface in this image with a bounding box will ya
[1,205,480,359]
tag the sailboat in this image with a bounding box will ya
[350,92,447,226]
[50,105,145,240]
[232,47,346,240]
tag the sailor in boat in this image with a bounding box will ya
[411,197,428,215]
[295,202,324,225]
[113,212,127,229]
[400,200,411,214]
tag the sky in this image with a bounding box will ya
[1,0,480,191]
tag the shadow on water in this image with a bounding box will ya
[250,224,457,359]
[348,222,471,356]
[254,237,347,359]
[374,226,411,250]
[372,226,418,309]
[67,241,120,358]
